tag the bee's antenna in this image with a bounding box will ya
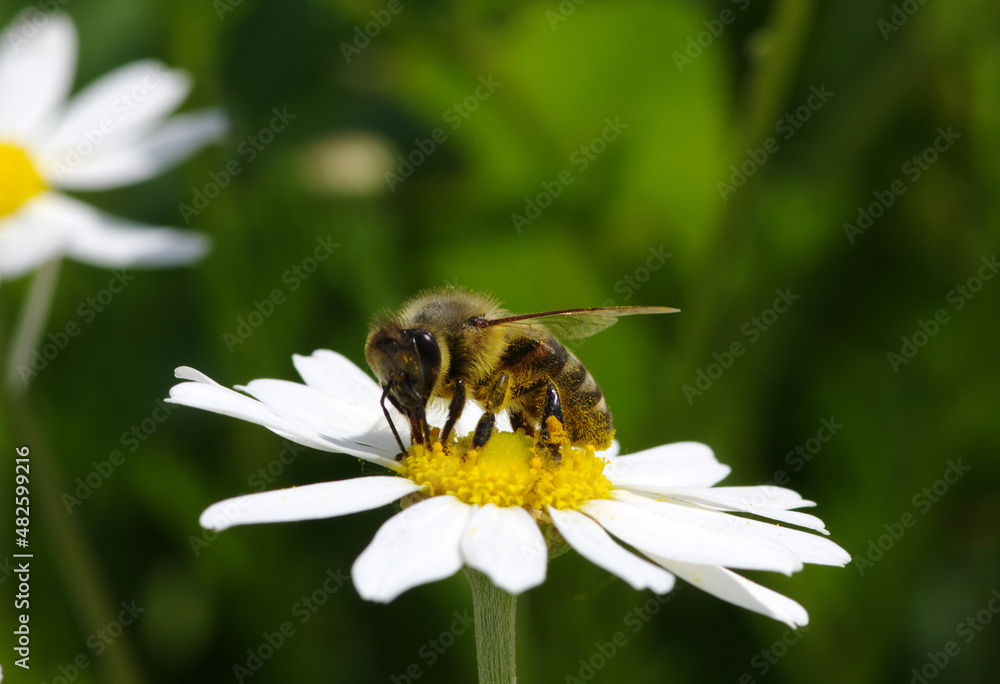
[380,383,408,457]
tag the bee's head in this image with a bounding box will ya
[365,324,443,410]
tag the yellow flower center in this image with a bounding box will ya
[401,419,613,511]
[0,142,47,219]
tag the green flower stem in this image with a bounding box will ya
[1,273,149,684]
[464,568,517,684]
[5,391,149,684]
[4,258,61,394]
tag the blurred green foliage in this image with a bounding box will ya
[2,0,999,682]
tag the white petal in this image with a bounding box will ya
[548,507,674,593]
[353,496,474,602]
[624,485,829,534]
[294,350,471,447]
[676,485,818,510]
[52,110,227,190]
[174,365,223,385]
[40,60,191,157]
[169,369,297,429]
[28,193,209,267]
[167,368,400,469]
[606,442,730,489]
[433,399,495,436]
[612,490,850,567]
[0,194,68,281]
[239,378,403,458]
[651,559,809,628]
[289,350,501,442]
[292,350,382,404]
[460,504,547,594]
[200,476,421,531]
[0,12,76,140]
[580,498,802,574]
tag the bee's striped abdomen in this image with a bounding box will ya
[497,335,614,449]
[551,342,613,449]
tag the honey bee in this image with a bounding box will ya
[365,288,677,455]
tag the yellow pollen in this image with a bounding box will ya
[400,425,613,511]
[0,142,47,219]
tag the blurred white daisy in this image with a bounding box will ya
[169,350,849,628]
[0,11,226,281]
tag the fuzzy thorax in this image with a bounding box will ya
[400,420,613,512]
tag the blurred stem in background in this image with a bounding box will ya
[678,0,817,378]
[4,259,61,395]
[2,278,149,684]
[739,0,817,152]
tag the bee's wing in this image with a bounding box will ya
[486,306,678,340]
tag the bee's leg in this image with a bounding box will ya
[540,380,564,460]
[472,413,495,450]
[540,380,564,440]
[472,372,510,449]
[441,379,466,444]
[385,388,430,450]
[406,407,427,445]
[380,385,408,458]
[418,405,431,445]
[509,409,534,437]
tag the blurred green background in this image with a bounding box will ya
[2,0,999,682]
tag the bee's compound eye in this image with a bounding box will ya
[411,330,441,371]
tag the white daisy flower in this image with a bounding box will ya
[0,11,226,281]
[170,350,850,628]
